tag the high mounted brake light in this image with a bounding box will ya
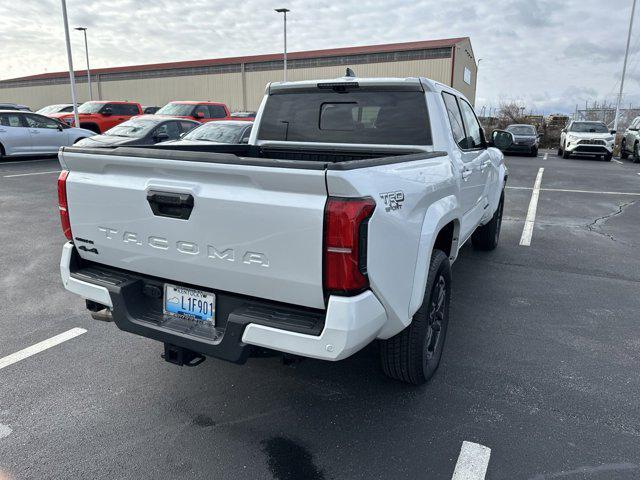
[323,197,375,295]
[317,82,360,92]
[57,170,72,241]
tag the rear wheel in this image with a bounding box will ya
[0,142,4,161]
[634,142,640,163]
[472,191,504,251]
[380,250,451,385]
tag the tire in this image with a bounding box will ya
[557,147,563,156]
[472,191,504,251]
[0,142,4,161]
[530,147,538,157]
[380,250,451,385]
[634,143,640,163]
[562,149,571,159]
[604,153,612,162]
[620,140,629,159]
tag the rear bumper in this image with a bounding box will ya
[60,242,387,362]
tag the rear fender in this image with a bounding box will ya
[407,195,459,320]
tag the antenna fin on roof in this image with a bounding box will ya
[345,68,356,77]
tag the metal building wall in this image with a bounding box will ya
[451,38,477,104]
[243,58,453,110]
[0,57,453,111]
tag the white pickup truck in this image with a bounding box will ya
[58,75,512,384]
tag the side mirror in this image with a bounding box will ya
[561,129,567,133]
[491,130,514,150]
[155,132,170,142]
[179,132,187,138]
[610,130,617,134]
[102,107,112,116]
[194,111,205,119]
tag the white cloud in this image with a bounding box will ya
[0,0,637,114]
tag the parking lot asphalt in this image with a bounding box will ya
[1,150,639,480]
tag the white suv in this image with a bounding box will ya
[558,120,615,161]
[620,116,640,163]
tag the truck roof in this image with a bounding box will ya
[269,76,426,92]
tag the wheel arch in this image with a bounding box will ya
[406,195,460,322]
[80,122,101,134]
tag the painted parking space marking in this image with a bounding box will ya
[543,153,548,160]
[507,186,640,196]
[0,158,57,166]
[451,441,491,480]
[0,424,12,439]
[3,170,60,178]
[519,167,544,246]
[0,328,87,371]
[612,158,623,164]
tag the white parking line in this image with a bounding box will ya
[0,158,56,166]
[451,441,491,480]
[519,167,544,246]
[0,424,12,439]
[612,158,623,164]
[543,153,548,160]
[507,186,640,196]
[3,170,60,178]
[0,328,87,371]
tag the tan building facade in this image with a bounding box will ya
[0,38,477,111]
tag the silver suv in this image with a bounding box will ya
[620,116,640,163]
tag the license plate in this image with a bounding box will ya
[163,284,215,323]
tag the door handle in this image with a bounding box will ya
[462,169,472,181]
[147,190,194,220]
[480,160,492,171]
[30,130,40,134]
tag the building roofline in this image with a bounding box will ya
[1,37,467,83]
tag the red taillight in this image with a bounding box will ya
[57,170,72,240]
[323,197,376,295]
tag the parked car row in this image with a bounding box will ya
[0,106,253,159]
[492,120,618,162]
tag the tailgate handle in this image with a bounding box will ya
[147,190,194,220]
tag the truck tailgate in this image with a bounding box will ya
[60,149,327,309]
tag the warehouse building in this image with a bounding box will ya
[0,37,477,112]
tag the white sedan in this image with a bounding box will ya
[0,110,94,159]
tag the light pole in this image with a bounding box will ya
[614,0,637,132]
[75,26,93,101]
[275,8,290,82]
[61,0,79,127]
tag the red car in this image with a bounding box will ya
[54,101,143,134]
[154,101,237,123]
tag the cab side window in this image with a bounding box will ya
[194,105,209,118]
[155,121,181,140]
[0,113,24,127]
[458,99,483,149]
[209,105,227,119]
[25,114,60,129]
[441,92,466,148]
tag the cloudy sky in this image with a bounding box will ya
[0,0,637,114]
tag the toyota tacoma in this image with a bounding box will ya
[58,75,512,384]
